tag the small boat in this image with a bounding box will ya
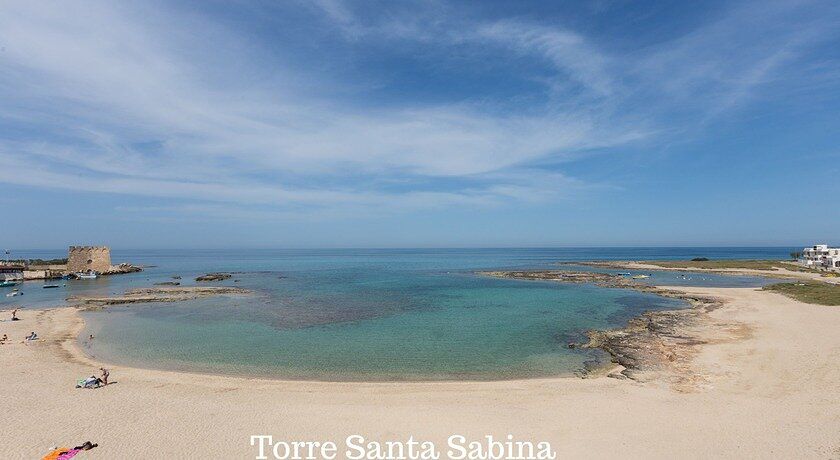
[0,280,20,288]
[43,284,60,289]
[631,274,650,279]
[75,272,98,279]
[6,291,22,297]
[617,272,632,276]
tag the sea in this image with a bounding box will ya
[0,247,794,381]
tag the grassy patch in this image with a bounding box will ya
[763,282,840,306]
[643,259,811,271]
[5,258,68,266]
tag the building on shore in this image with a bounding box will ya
[67,246,112,274]
[0,264,24,281]
[0,246,140,280]
[799,244,840,271]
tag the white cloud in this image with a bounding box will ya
[0,0,836,218]
[473,21,615,97]
[0,0,631,210]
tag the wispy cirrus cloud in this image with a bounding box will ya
[0,0,837,222]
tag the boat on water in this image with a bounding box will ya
[631,274,651,279]
[0,280,20,288]
[6,290,22,297]
[43,284,60,289]
[75,272,98,279]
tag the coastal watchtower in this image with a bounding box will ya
[67,246,112,274]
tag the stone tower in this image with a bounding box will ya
[67,246,112,274]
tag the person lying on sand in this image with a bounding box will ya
[0,334,7,344]
[24,331,38,342]
[76,375,103,389]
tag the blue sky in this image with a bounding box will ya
[1,0,838,248]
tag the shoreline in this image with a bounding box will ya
[480,270,729,385]
[24,304,615,389]
[570,260,840,283]
[75,305,621,384]
[12,266,826,384]
[3,283,839,456]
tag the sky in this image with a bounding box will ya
[1,0,839,249]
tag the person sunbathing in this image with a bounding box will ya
[0,334,7,344]
[77,375,103,389]
[24,331,38,341]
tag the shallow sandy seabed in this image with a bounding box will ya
[1,287,839,459]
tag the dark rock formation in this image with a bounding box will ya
[71,286,249,308]
[195,273,232,282]
[103,263,143,275]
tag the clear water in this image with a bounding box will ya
[1,247,793,380]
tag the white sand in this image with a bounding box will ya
[2,287,839,459]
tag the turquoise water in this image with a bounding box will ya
[3,248,792,380]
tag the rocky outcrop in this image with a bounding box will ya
[103,263,143,275]
[481,269,732,390]
[70,286,249,309]
[195,273,232,282]
[580,299,718,382]
[481,270,625,284]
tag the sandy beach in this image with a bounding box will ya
[2,286,839,459]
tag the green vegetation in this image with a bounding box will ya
[5,258,68,266]
[643,259,810,271]
[763,282,840,306]
[690,257,709,262]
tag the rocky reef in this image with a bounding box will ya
[103,263,143,275]
[481,270,732,390]
[580,291,723,384]
[195,273,232,282]
[69,286,249,309]
[481,270,626,285]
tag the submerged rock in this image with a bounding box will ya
[70,286,249,309]
[195,273,232,282]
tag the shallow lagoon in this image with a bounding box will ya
[4,248,791,380]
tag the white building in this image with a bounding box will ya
[799,244,840,271]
